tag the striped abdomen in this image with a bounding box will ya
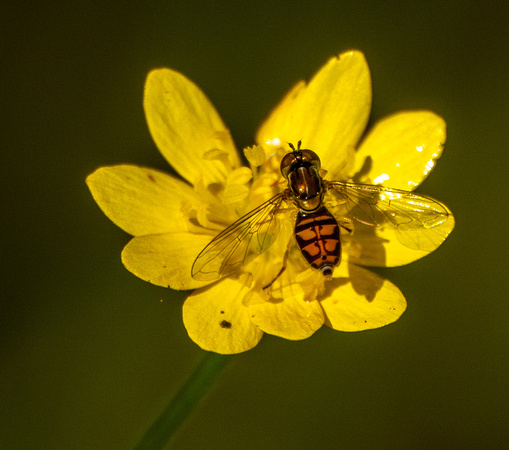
[294,206,341,277]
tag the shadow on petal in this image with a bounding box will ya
[344,222,388,267]
[320,265,406,331]
[348,263,384,302]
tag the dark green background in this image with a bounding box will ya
[2,1,508,448]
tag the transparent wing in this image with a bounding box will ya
[191,192,288,281]
[326,181,453,252]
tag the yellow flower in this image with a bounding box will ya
[87,50,454,354]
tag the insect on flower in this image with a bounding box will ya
[87,50,456,353]
[191,141,451,286]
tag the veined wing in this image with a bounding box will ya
[326,181,454,252]
[191,192,288,281]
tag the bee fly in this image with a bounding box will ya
[191,141,451,286]
[280,143,342,278]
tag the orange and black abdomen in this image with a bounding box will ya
[294,206,341,277]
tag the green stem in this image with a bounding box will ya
[133,352,232,449]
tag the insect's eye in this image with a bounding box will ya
[300,150,321,168]
[280,149,322,179]
[280,152,297,178]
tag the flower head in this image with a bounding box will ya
[87,50,454,354]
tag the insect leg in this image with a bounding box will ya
[339,218,353,234]
[262,236,294,291]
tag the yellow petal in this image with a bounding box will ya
[354,111,446,190]
[249,275,324,340]
[320,264,406,331]
[257,50,371,179]
[86,165,199,236]
[121,233,212,290]
[144,68,241,186]
[344,206,455,267]
[183,277,264,354]
[255,80,305,148]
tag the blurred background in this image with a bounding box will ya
[2,1,508,448]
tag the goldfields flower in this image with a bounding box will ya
[87,50,454,354]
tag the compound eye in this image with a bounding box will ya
[280,152,297,178]
[300,150,321,169]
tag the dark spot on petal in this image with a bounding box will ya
[220,320,232,329]
[220,310,224,314]
[147,174,156,182]
[352,155,373,183]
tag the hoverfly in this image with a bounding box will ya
[191,141,451,284]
